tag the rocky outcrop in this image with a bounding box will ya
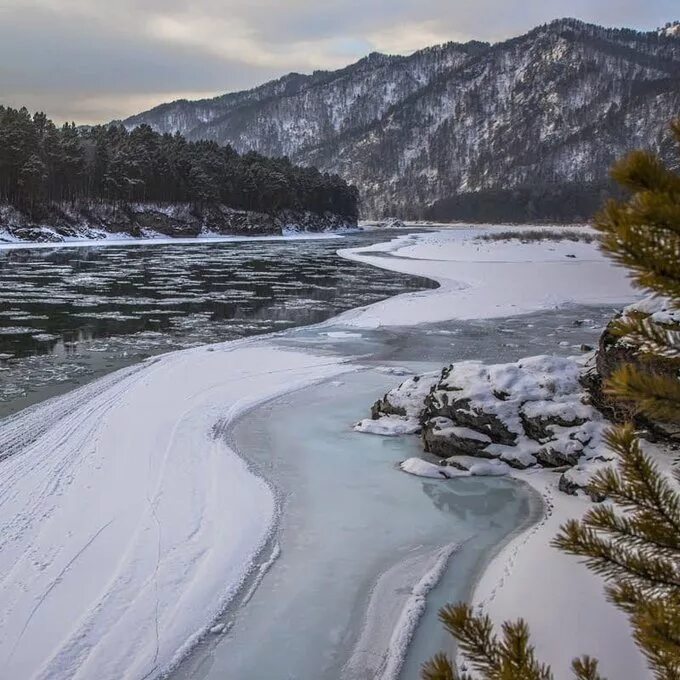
[362,355,604,471]
[0,202,356,244]
[357,298,678,496]
[584,296,680,441]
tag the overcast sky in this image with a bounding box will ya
[0,0,677,124]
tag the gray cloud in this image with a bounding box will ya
[0,0,676,123]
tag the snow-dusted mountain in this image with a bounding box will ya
[124,18,680,219]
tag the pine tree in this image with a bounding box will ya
[422,118,680,680]
[0,106,359,218]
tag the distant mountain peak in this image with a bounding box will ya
[123,19,680,218]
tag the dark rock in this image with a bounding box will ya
[580,344,594,352]
[535,443,584,467]
[424,395,517,446]
[558,472,606,502]
[558,473,579,496]
[370,395,406,419]
[422,417,492,457]
[519,410,587,444]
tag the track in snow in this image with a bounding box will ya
[0,340,348,680]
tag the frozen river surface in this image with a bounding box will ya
[172,301,616,679]
[172,369,541,680]
[0,229,628,679]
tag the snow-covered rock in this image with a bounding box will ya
[353,372,439,436]
[421,355,605,469]
[361,354,610,479]
[0,202,357,244]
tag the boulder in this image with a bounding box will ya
[422,417,493,457]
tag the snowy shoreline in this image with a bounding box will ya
[0,225,646,679]
[0,340,351,679]
[338,227,649,679]
[0,231,345,251]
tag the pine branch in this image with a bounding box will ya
[571,656,606,680]
[434,604,554,680]
[606,366,680,423]
[609,584,680,679]
[438,604,503,676]
[553,519,680,593]
[584,504,680,554]
[609,150,680,195]
[421,653,459,680]
[595,196,680,300]
[609,314,680,359]
[498,619,552,680]
[598,426,680,534]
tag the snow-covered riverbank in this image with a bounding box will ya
[0,342,349,679]
[338,225,635,325]
[0,225,646,679]
[339,226,649,679]
[0,230,344,251]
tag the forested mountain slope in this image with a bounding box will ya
[0,107,358,241]
[125,18,680,220]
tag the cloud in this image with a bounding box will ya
[0,0,677,124]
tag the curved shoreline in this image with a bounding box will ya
[0,339,351,679]
[464,475,546,615]
[175,366,539,680]
[0,226,641,679]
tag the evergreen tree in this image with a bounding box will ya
[0,107,358,219]
[422,118,680,680]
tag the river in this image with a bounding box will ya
[0,230,617,678]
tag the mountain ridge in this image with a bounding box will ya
[123,17,680,219]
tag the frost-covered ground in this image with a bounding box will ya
[338,225,636,326]
[342,227,650,679]
[0,342,348,679]
[0,225,645,679]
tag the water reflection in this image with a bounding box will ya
[420,478,519,520]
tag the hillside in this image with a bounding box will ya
[124,18,680,220]
[0,106,358,242]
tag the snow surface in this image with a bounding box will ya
[337,227,638,326]
[0,342,348,679]
[0,232,343,252]
[338,227,648,679]
[472,469,649,680]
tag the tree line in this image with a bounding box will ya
[0,106,359,218]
